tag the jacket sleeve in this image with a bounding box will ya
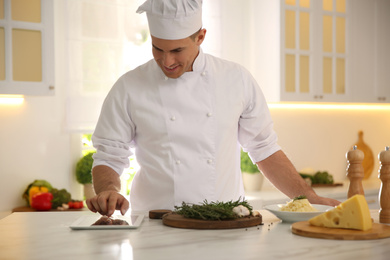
[238,67,281,163]
[91,78,135,175]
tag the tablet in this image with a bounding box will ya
[70,214,144,230]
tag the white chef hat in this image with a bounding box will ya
[136,0,203,40]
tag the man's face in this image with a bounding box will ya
[151,29,206,79]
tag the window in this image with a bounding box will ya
[65,0,151,132]
[0,0,54,95]
[81,133,138,196]
[281,0,347,100]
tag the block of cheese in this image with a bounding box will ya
[309,195,372,231]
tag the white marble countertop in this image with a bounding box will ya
[0,208,388,260]
[246,178,382,209]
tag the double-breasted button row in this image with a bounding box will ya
[170,112,212,121]
[175,159,213,165]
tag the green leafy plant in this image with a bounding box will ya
[51,188,71,209]
[75,152,95,184]
[240,150,260,174]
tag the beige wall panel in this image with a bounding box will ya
[285,10,296,49]
[323,15,333,52]
[285,54,296,92]
[12,29,42,82]
[336,0,346,13]
[300,0,310,8]
[300,55,309,93]
[11,0,41,23]
[300,12,310,50]
[323,57,332,93]
[336,58,345,94]
[0,0,4,19]
[323,0,333,11]
[336,17,345,53]
[285,0,296,6]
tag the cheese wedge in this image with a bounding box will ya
[309,195,372,231]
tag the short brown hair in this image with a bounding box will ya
[189,28,202,41]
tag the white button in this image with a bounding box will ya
[201,71,206,76]
[170,116,176,121]
[176,160,181,165]
[207,159,213,164]
[164,76,169,80]
[207,112,212,117]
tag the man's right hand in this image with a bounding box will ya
[87,165,129,216]
[86,190,129,217]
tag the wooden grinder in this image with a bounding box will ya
[379,146,390,224]
[346,145,365,198]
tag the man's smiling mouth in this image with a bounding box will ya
[164,65,179,72]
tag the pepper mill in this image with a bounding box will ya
[346,145,365,198]
[378,146,390,223]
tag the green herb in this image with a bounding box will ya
[313,171,334,184]
[174,199,253,220]
[293,195,307,201]
[299,171,334,185]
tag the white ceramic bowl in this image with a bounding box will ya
[264,204,334,223]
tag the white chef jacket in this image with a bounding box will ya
[92,48,281,214]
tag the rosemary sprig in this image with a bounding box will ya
[174,199,253,220]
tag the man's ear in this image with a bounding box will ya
[196,28,207,46]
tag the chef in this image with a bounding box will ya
[86,0,340,216]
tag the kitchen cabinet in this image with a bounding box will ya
[252,0,390,103]
[280,0,348,103]
[0,0,54,95]
[374,0,390,103]
[348,0,390,103]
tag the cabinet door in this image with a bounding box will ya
[375,0,390,103]
[280,0,348,102]
[0,0,54,95]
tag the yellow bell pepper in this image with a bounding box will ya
[29,186,49,206]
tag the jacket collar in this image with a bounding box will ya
[191,47,205,72]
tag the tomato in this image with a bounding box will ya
[68,200,83,209]
[73,201,84,209]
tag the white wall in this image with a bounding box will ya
[269,106,390,186]
[0,0,82,215]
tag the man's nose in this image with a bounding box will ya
[162,53,175,67]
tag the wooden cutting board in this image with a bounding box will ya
[291,221,390,240]
[162,213,262,229]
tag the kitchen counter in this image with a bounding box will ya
[0,208,388,260]
[246,178,382,209]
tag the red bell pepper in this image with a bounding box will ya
[31,192,53,211]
